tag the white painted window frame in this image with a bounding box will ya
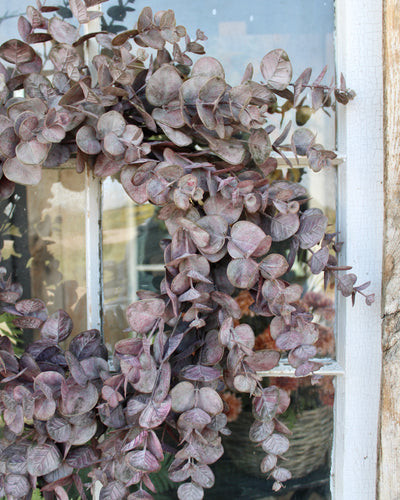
[82,1,384,498]
[332,0,383,498]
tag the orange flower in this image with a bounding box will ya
[269,377,300,393]
[318,377,335,407]
[221,391,243,422]
[235,290,254,317]
[254,326,276,351]
[315,325,335,357]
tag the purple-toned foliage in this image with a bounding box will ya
[0,1,372,499]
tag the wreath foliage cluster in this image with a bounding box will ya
[0,1,373,498]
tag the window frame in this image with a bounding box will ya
[80,1,384,498]
[332,0,383,498]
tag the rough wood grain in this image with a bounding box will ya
[379,1,400,498]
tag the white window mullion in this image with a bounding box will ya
[85,170,103,333]
[257,358,344,378]
[83,9,104,335]
[333,1,383,498]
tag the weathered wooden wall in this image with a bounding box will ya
[379,1,400,498]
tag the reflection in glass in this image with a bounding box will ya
[26,168,87,335]
[0,168,87,341]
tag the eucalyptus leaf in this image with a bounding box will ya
[177,482,204,500]
[261,49,292,91]
[27,443,62,476]
[146,65,182,107]
[0,39,36,65]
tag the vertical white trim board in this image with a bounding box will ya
[85,170,103,333]
[333,0,384,498]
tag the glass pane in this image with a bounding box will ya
[103,164,337,357]
[221,166,337,361]
[104,0,335,148]
[154,377,334,499]
[102,177,169,346]
[301,165,336,359]
[0,168,87,343]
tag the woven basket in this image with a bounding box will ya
[223,406,333,478]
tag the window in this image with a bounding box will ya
[0,0,383,498]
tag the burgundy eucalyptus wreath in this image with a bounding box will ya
[0,1,373,498]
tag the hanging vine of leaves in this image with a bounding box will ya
[0,0,372,498]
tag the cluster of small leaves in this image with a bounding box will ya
[0,1,373,498]
[0,300,108,499]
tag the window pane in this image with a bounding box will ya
[153,377,334,499]
[0,169,88,342]
[27,169,87,335]
[104,0,335,148]
[102,177,168,345]
[103,164,337,357]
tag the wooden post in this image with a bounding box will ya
[379,1,400,498]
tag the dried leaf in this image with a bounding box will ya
[139,396,171,429]
[248,128,272,165]
[66,445,99,469]
[337,273,357,297]
[309,246,329,274]
[259,254,289,279]
[198,387,223,416]
[146,65,182,107]
[177,482,204,500]
[27,443,62,476]
[127,450,160,473]
[209,138,245,165]
[246,350,280,372]
[46,416,72,443]
[249,420,275,443]
[227,258,259,289]
[4,474,30,498]
[41,310,73,343]
[228,221,270,259]
[48,17,80,45]
[177,408,211,432]
[0,39,36,65]
[233,374,257,393]
[76,125,101,155]
[261,49,292,91]
[272,467,292,482]
[69,329,107,360]
[16,140,50,165]
[203,193,243,224]
[3,158,42,186]
[99,481,127,500]
[270,213,300,242]
[181,365,221,382]
[292,128,314,156]
[260,453,278,473]
[275,330,304,350]
[262,433,290,455]
[126,298,165,334]
[297,209,328,249]
[253,387,280,422]
[60,381,99,417]
[170,381,195,412]
[192,57,225,79]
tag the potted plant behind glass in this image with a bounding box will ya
[0,1,374,499]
